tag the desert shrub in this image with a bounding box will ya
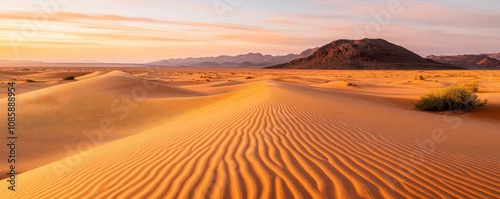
[245,76,254,79]
[418,75,424,80]
[344,81,357,87]
[415,85,487,112]
[460,82,479,92]
[62,76,75,80]
[26,79,35,82]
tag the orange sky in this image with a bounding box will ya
[1,1,499,63]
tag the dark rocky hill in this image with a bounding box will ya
[268,39,458,70]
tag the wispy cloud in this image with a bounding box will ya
[1,0,499,62]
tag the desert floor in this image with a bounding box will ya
[0,67,499,198]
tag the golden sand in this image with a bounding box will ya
[0,67,499,198]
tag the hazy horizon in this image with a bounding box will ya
[1,0,499,63]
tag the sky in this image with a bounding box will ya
[1,0,499,63]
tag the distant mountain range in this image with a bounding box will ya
[488,53,500,61]
[147,49,318,68]
[267,39,457,70]
[0,60,44,64]
[426,54,500,69]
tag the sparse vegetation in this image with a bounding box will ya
[347,82,357,87]
[62,76,76,80]
[415,84,487,112]
[460,82,479,92]
[26,79,36,82]
[344,81,357,87]
[245,76,254,79]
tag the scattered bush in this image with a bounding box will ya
[415,84,487,112]
[460,82,479,92]
[344,81,357,87]
[26,79,35,82]
[245,76,254,79]
[62,76,75,80]
[418,75,424,80]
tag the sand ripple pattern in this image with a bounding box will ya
[1,81,499,199]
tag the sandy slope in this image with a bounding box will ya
[0,69,103,98]
[1,71,499,198]
[0,70,210,177]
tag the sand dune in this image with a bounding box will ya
[0,70,37,79]
[23,71,92,80]
[1,69,499,198]
[75,70,108,80]
[23,70,204,100]
[0,69,102,98]
[0,70,209,177]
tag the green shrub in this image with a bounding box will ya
[415,85,487,112]
[63,76,75,80]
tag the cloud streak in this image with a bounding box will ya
[0,0,499,62]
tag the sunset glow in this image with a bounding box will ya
[1,1,500,198]
[1,0,499,63]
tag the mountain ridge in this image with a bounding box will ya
[147,49,318,67]
[487,53,500,60]
[427,54,500,69]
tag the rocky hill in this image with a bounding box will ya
[268,39,458,70]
